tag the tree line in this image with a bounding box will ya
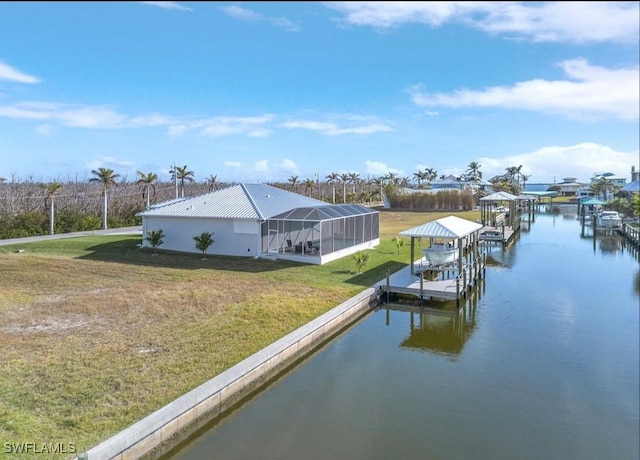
[0,161,508,239]
[9,160,632,240]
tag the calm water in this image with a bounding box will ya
[167,207,639,460]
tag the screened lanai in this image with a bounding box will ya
[261,204,380,264]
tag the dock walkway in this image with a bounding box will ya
[381,256,485,305]
[479,225,516,244]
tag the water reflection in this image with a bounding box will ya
[598,236,622,254]
[383,292,479,359]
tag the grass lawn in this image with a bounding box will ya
[0,210,479,458]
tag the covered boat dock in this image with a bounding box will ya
[381,216,485,306]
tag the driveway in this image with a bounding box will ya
[0,226,142,247]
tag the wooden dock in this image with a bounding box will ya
[478,225,516,244]
[381,255,485,307]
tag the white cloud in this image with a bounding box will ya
[408,59,640,121]
[140,2,192,12]
[478,142,639,183]
[279,158,299,174]
[326,2,639,43]
[254,160,269,172]
[0,62,40,84]
[0,102,127,127]
[364,160,402,177]
[0,101,278,137]
[197,115,276,137]
[223,158,300,182]
[85,156,137,178]
[221,5,262,21]
[281,118,392,135]
[221,5,300,31]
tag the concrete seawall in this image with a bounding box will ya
[80,287,380,460]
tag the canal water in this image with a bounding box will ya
[166,206,639,460]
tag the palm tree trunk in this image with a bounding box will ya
[49,199,55,235]
[103,190,108,230]
[146,185,151,209]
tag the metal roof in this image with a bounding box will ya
[270,204,378,221]
[621,180,640,193]
[137,183,326,220]
[479,191,519,201]
[399,216,483,239]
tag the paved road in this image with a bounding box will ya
[0,226,142,247]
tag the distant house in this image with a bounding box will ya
[555,177,586,196]
[591,172,627,188]
[429,176,493,194]
[137,183,380,265]
[620,166,640,195]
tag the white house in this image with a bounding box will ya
[555,177,586,196]
[137,183,380,265]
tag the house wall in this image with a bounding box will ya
[142,216,261,257]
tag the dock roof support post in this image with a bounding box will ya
[410,237,415,275]
[386,269,390,304]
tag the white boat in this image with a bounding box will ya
[421,243,458,266]
[479,229,503,241]
[598,210,622,228]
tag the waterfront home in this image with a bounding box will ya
[137,183,380,265]
[555,177,586,196]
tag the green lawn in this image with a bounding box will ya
[0,210,479,458]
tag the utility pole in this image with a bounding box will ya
[172,163,178,199]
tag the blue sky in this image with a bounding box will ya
[0,1,638,185]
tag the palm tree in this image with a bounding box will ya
[591,178,617,200]
[205,174,218,192]
[43,181,63,235]
[326,172,339,204]
[136,171,158,209]
[392,235,404,255]
[288,175,299,192]
[144,229,165,255]
[515,164,524,184]
[170,165,195,198]
[348,172,360,195]
[89,167,120,230]
[425,168,438,182]
[385,171,399,186]
[194,231,215,259]
[466,162,482,180]
[339,173,350,203]
[303,178,315,197]
[413,170,427,187]
[521,174,531,192]
[352,251,370,274]
[504,166,518,183]
[372,176,385,201]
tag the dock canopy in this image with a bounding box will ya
[479,191,518,202]
[399,216,483,275]
[399,215,483,239]
[479,191,519,226]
